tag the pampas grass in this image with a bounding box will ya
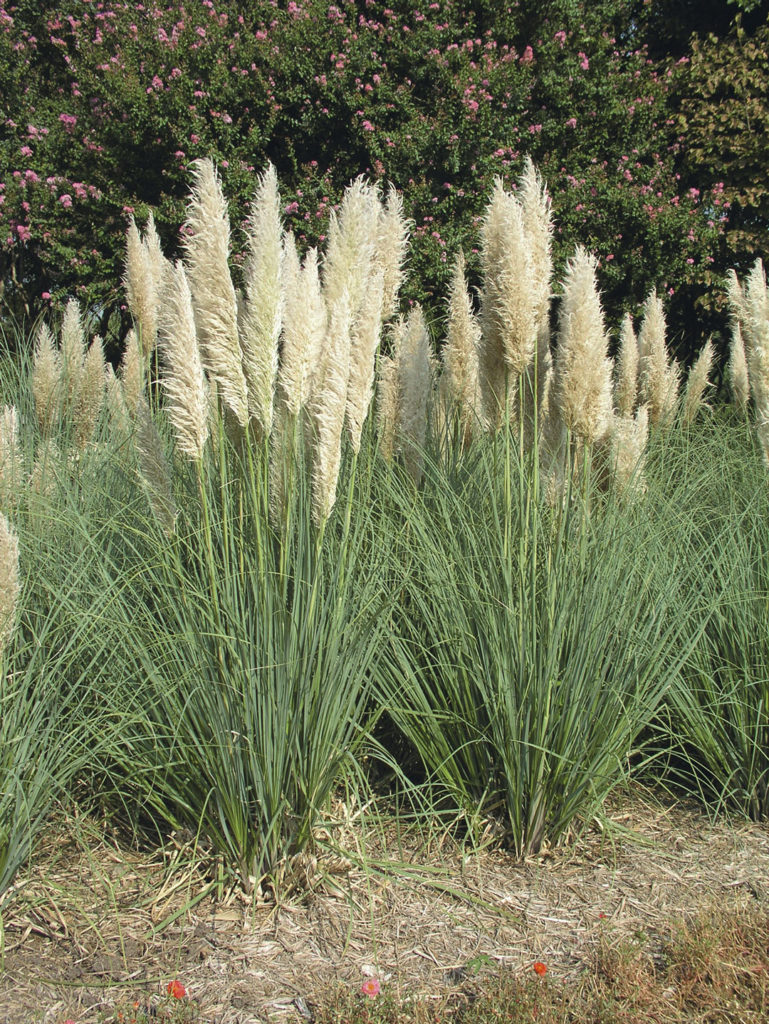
[728,323,750,414]
[32,322,61,437]
[479,178,537,427]
[610,405,649,498]
[239,162,283,440]
[0,512,18,655]
[681,339,715,427]
[123,215,162,358]
[183,158,249,428]
[638,290,679,427]
[133,399,176,536]
[118,328,144,416]
[278,238,326,419]
[378,184,410,321]
[615,313,639,418]
[309,291,352,526]
[157,261,210,461]
[397,305,433,486]
[552,246,613,449]
[439,251,483,449]
[0,405,22,510]
[73,335,106,450]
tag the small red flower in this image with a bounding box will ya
[167,979,187,999]
[533,961,547,977]
[361,978,381,998]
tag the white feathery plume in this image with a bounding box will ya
[119,328,144,416]
[278,238,326,418]
[397,304,433,485]
[134,398,177,536]
[610,405,649,499]
[440,251,483,445]
[0,512,19,657]
[73,335,106,449]
[309,290,352,527]
[0,406,22,509]
[376,321,404,463]
[681,339,715,427]
[32,321,61,437]
[479,178,538,428]
[377,184,410,320]
[123,215,160,357]
[346,267,384,453]
[637,290,679,427]
[60,298,86,413]
[552,246,613,447]
[614,313,639,418]
[157,261,210,461]
[240,162,283,439]
[183,158,248,428]
[105,364,132,440]
[728,322,750,414]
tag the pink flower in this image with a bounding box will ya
[19,145,32,157]
[361,978,380,998]
[520,45,534,64]
[16,224,31,241]
[41,291,51,299]
[361,119,374,131]
[59,194,72,207]
[565,117,577,129]
[578,52,589,70]
[284,200,299,214]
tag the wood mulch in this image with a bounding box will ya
[1,785,768,1024]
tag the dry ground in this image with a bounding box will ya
[1,786,768,1024]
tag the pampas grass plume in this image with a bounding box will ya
[479,178,537,427]
[681,339,715,427]
[134,399,177,536]
[278,237,326,418]
[310,290,352,526]
[73,335,106,449]
[346,268,384,453]
[398,304,433,485]
[637,290,679,427]
[124,215,160,357]
[728,323,750,414]
[0,406,22,509]
[552,246,613,447]
[440,251,483,444]
[611,405,649,499]
[32,322,61,437]
[158,261,210,461]
[119,328,144,416]
[614,313,639,418]
[378,184,410,320]
[60,298,86,413]
[0,512,19,657]
[105,364,132,440]
[183,158,248,428]
[240,162,283,439]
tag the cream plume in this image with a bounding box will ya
[157,261,210,461]
[552,247,613,447]
[60,298,86,414]
[134,399,176,536]
[240,163,283,440]
[0,512,19,656]
[346,268,384,453]
[183,158,248,428]
[310,291,352,526]
[377,184,410,320]
[637,290,678,427]
[479,178,537,427]
[32,322,61,437]
[73,335,105,449]
[614,313,639,418]
[0,406,22,509]
[728,323,750,414]
[611,405,649,499]
[440,251,483,445]
[397,305,434,485]
[278,238,326,418]
[681,339,715,427]
[119,328,144,416]
[123,215,160,357]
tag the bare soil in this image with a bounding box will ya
[1,786,768,1024]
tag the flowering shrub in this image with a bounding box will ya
[0,0,738,350]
